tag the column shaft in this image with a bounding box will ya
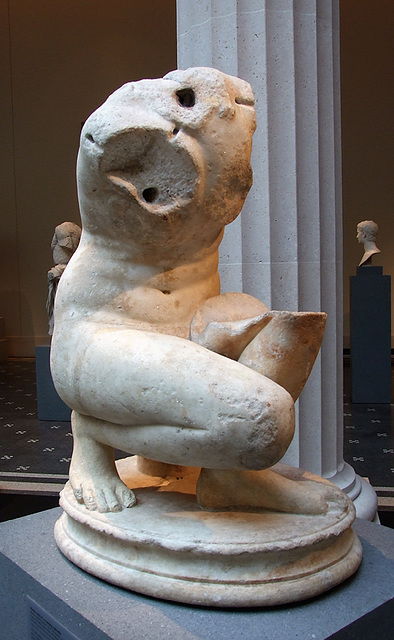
[177,0,377,519]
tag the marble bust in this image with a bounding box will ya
[357,220,381,266]
[51,68,361,606]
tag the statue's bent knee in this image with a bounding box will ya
[237,386,295,470]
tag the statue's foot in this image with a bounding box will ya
[196,467,342,515]
[70,464,136,512]
[70,411,136,512]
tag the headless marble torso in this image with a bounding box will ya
[51,68,330,514]
[64,234,222,338]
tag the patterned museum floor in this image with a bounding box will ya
[0,358,393,525]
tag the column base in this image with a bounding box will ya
[327,462,378,522]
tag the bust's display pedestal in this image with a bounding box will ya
[35,345,71,421]
[350,266,391,403]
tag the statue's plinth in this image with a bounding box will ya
[55,458,361,607]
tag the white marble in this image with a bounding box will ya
[55,458,362,607]
[177,0,377,520]
[51,67,362,605]
[52,67,326,516]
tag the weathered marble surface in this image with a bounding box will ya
[51,67,321,512]
[55,458,362,608]
[51,67,361,605]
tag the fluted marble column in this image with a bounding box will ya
[177,0,377,519]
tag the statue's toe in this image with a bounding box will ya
[71,478,136,512]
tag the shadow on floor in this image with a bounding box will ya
[0,493,60,522]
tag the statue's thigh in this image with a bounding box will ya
[72,331,294,468]
[75,330,281,425]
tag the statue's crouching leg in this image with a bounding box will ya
[196,466,342,515]
[69,410,136,512]
[67,371,295,512]
[64,332,300,513]
[197,312,334,515]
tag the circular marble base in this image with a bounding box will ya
[55,460,362,607]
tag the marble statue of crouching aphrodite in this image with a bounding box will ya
[51,67,334,516]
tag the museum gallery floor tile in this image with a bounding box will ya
[0,359,393,509]
[0,359,127,495]
[343,362,394,495]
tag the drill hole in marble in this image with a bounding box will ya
[176,88,195,108]
[142,187,158,203]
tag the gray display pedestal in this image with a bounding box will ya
[0,508,393,640]
[350,266,391,403]
[35,345,71,421]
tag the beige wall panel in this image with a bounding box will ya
[3,0,176,355]
[341,0,394,346]
[0,0,21,345]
